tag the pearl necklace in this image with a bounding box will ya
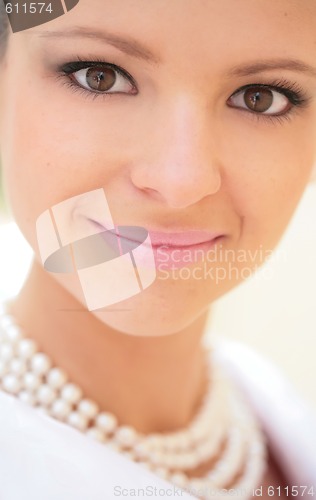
[0,302,267,499]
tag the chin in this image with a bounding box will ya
[91,303,193,338]
[91,289,206,338]
[50,264,216,337]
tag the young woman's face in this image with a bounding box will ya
[0,0,316,336]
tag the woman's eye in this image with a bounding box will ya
[227,86,291,115]
[70,65,135,94]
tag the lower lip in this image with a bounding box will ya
[147,237,224,269]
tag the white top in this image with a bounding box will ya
[0,337,315,500]
[213,338,316,489]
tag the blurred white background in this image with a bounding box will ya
[0,184,315,413]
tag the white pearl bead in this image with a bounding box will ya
[9,358,27,376]
[0,343,15,362]
[95,412,117,434]
[0,328,6,343]
[61,383,82,405]
[0,315,15,330]
[180,452,199,470]
[163,453,180,469]
[67,411,88,431]
[196,440,212,461]
[2,373,22,394]
[170,471,188,488]
[170,453,186,469]
[172,431,191,451]
[86,427,105,443]
[18,390,36,406]
[145,434,164,449]
[5,324,23,343]
[0,303,7,316]
[18,339,38,359]
[187,449,201,469]
[36,384,57,406]
[78,398,99,420]
[190,421,210,442]
[149,450,165,465]
[0,329,7,343]
[47,367,68,389]
[107,441,122,453]
[115,425,138,448]
[206,427,224,457]
[0,360,8,377]
[23,371,42,392]
[188,478,205,495]
[122,450,136,461]
[154,466,169,480]
[31,353,52,375]
[50,398,72,420]
[161,434,179,450]
[137,461,153,470]
[133,441,151,459]
[36,407,49,417]
[250,440,265,457]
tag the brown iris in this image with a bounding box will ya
[86,67,116,92]
[244,87,273,112]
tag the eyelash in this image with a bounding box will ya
[55,56,311,124]
[229,79,310,125]
[56,56,137,101]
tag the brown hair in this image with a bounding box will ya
[0,2,9,61]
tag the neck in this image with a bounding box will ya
[7,258,211,434]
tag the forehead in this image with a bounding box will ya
[19,0,316,68]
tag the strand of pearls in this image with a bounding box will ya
[0,302,267,499]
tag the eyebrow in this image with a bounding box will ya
[227,59,316,78]
[31,27,316,79]
[32,27,161,65]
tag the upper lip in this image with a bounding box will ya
[89,220,224,247]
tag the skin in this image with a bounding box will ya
[0,0,316,494]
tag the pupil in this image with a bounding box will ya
[86,67,116,92]
[244,87,273,112]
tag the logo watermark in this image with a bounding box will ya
[2,0,80,33]
[35,188,156,311]
[155,244,287,283]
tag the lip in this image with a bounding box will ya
[143,230,223,248]
[88,220,224,248]
[148,234,224,270]
[87,219,225,269]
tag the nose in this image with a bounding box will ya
[131,94,222,209]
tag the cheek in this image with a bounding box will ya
[222,115,316,253]
[0,88,110,250]
[1,104,63,251]
[1,74,152,254]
